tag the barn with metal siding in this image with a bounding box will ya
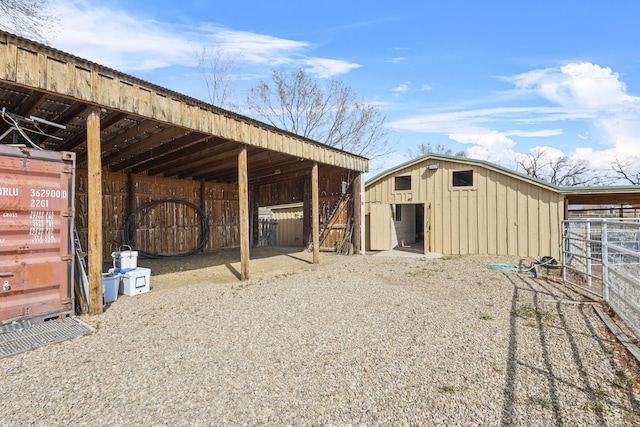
[365,154,566,258]
[0,31,367,316]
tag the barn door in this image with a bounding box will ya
[369,203,392,250]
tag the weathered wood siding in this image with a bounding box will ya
[75,170,129,260]
[0,32,367,173]
[75,170,239,260]
[258,177,306,207]
[366,158,565,257]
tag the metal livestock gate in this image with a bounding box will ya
[562,219,640,337]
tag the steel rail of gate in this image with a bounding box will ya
[562,219,640,337]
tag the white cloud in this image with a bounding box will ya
[303,58,361,78]
[510,62,637,108]
[51,0,359,77]
[387,57,406,64]
[507,63,640,170]
[393,82,411,94]
[504,129,563,137]
[387,106,580,134]
[421,84,432,91]
[389,62,640,180]
[53,0,195,70]
[449,131,518,164]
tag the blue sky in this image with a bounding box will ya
[38,0,640,178]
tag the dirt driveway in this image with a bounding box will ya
[127,245,319,291]
[3,250,639,425]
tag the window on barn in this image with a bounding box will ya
[453,170,474,187]
[394,175,411,191]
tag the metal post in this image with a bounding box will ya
[586,221,592,288]
[561,221,567,283]
[602,220,609,303]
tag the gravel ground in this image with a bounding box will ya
[1,253,639,426]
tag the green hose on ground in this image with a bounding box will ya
[487,243,562,273]
[486,263,535,273]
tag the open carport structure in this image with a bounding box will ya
[0,31,367,314]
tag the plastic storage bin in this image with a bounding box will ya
[119,268,150,296]
[102,273,120,303]
[111,248,138,270]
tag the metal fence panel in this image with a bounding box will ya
[562,219,640,337]
[562,220,604,295]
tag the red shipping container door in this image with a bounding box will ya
[0,145,76,324]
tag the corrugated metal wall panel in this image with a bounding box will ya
[0,145,75,324]
[271,207,303,246]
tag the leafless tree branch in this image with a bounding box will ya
[407,142,467,159]
[195,42,241,111]
[245,68,390,159]
[516,147,601,186]
[0,0,59,43]
[611,158,640,185]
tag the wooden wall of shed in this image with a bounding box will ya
[365,159,565,257]
[304,167,355,248]
[258,167,355,249]
[75,170,239,261]
[258,176,306,207]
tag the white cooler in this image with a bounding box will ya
[118,267,150,296]
[111,249,138,270]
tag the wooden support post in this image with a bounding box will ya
[353,172,362,254]
[238,145,250,280]
[87,108,103,315]
[312,162,319,264]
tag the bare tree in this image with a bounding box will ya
[195,42,241,111]
[0,0,59,43]
[407,142,467,159]
[516,147,600,187]
[245,68,390,159]
[611,158,640,185]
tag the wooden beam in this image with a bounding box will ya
[86,107,103,315]
[238,145,250,280]
[353,172,362,254]
[60,111,128,152]
[110,133,208,172]
[100,126,186,166]
[217,158,311,185]
[143,140,235,176]
[312,162,319,264]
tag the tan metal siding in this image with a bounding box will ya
[271,208,303,246]
[365,157,565,257]
[368,203,391,250]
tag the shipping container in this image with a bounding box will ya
[0,145,75,324]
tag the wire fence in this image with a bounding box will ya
[562,219,640,337]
